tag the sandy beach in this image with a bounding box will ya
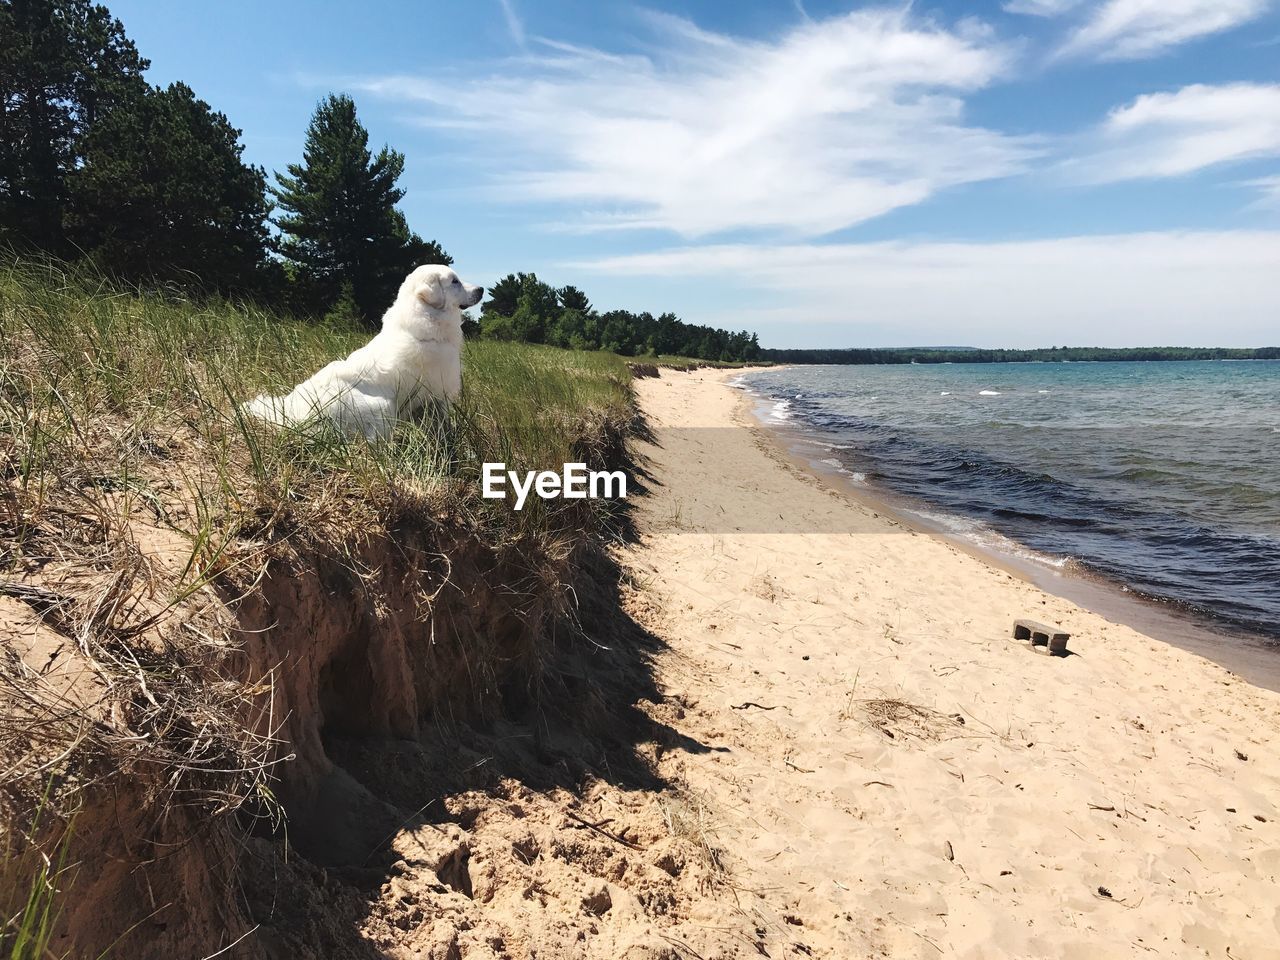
[616,367,1280,959]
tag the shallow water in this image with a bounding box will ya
[739,361,1280,642]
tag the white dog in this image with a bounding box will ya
[245,264,484,439]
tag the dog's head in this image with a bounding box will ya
[404,264,484,313]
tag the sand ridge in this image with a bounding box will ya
[617,367,1280,958]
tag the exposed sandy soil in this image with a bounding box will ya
[605,368,1280,959]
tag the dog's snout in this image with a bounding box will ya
[475,286,485,298]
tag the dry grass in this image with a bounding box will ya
[0,257,639,933]
[855,698,965,743]
[749,573,785,603]
[656,787,728,885]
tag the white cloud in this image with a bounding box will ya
[570,232,1280,347]
[1058,0,1269,61]
[496,0,526,48]
[1071,83,1280,182]
[1243,174,1280,207]
[1003,0,1084,17]
[354,8,1033,238]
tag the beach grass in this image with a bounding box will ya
[0,256,636,566]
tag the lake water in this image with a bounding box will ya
[739,361,1280,643]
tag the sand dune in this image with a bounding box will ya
[617,368,1280,959]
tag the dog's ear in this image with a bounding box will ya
[416,274,445,309]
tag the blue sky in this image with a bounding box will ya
[109,0,1280,347]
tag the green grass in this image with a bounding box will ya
[0,257,635,572]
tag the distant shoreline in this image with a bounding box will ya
[760,349,1280,365]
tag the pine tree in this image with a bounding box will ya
[481,273,523,318]
[0,0,147,250]
[66,81,270,290]
[271,93,449,325]
[322,280,361,330]
[557,284,591,314]
[481,271,559,326]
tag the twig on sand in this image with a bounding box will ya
[0,580,76,632]
[561,807,644,850]
[784,759,814,773]
[731,701,777,711]
[1093,889,1143,909]
[911,929,944,954]
[567,817,614,830]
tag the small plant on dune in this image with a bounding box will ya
[1,789,75,960]
[320,281,362,331]
[4,844,68,960]
[856,697,961,742]
[657,787,728,886]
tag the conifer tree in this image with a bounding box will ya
[67,81,270,290]
[271,93,449,324]
[0,0,147,250]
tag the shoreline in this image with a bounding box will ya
[620,366,1280,957]
[727,369,1280,692]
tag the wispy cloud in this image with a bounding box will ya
[1069,83,1280,182]
[1057,0,1269,61]
[1003,0,1084,17]
[1243,174,1280,208]
[352,8,1034,238]
[569,232,1280,347]
[496,0,525,48]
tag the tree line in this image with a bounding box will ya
[475,272,761,362]
[1,0,454,326]
[762,346,1280,364]
[1,0,766,360]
